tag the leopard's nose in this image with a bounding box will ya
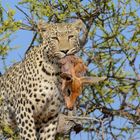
[61,50,69,54]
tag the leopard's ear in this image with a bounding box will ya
[72,19,85,32]
[81,76,107,85]
[37,20,50,32]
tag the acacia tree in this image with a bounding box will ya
[0,0,140,139]
[0,3,21,71]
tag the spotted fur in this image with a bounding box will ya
[0,20,83,140]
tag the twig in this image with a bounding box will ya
[108,76,140,82]
[20,23,36,31]
[64,115,101,122]
[16,6,37,31]
[25,32,38,54]
[101,119,105,140]
[16,6,32,23]
[79,7,101,47]
[30,32,38,47]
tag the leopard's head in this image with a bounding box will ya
[37,20,84,58]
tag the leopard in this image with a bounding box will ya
[0,20,84,140]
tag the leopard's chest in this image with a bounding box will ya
[20,58,63,120]
[27,77,63,121]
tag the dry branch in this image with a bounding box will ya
[57,113,105,135]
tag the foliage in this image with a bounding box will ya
[0,0,140,139]
[0,4,21,56]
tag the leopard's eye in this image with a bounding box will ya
[51,37,59,41]
[68,35,74,40]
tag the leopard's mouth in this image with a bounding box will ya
[54,48,78,58]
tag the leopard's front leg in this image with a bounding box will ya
[16,98,37,140]
[39,116,58,140]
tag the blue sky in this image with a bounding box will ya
[0,0,140,140]
[0,0,33,73]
